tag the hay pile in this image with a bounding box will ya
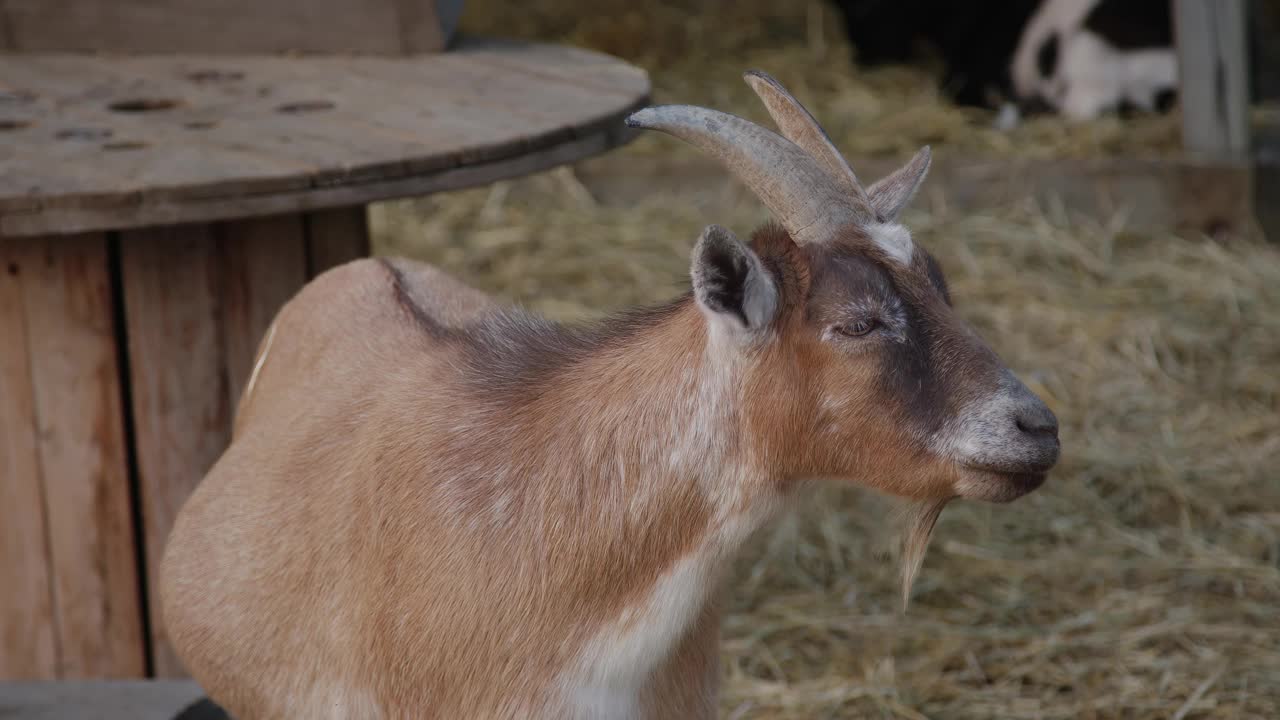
[373,175,1280,717]
[370,1,1280,716]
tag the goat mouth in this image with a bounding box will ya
[1000,471,1048,493]
[956,466,1049,503]
[961,453,1058,477]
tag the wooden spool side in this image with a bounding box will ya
[120,225,233,679]
[0,42,650,237]
[219,215,310,410]
[0,235,146,679]
[306,207,372,278]
[0,242,58,679]
[120,208,367,677]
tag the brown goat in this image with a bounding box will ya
[159,71,1060,719]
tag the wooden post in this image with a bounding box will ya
[0,242,59,680]
[305,207,372,277]
[218,215,310,411]
[1173,0,1255,239]
[0,235,146,679]
[1250,0,1280,243]
[119,226,232,678]
[1174,0,1251,158]
[1256,119,1280,243]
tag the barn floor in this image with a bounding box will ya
[366,1,1280,718]
[0,681,207,720]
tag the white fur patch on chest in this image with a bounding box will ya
[287,679,384,719]
[560,550,716,720]
[558,487,777,720]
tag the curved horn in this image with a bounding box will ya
[743,70,871,209]
[625,105,870,245]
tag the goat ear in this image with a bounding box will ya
[867,146,931,222]
[691,225,777,334]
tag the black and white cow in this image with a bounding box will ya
[828,0,1178,120]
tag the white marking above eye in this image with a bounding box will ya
[870,223,914,265]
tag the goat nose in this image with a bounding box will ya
[1014,401,1059,439]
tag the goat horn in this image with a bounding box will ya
[626,105,870,245]
[743,70,871,210]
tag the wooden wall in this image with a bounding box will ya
[0,208,368,679]
[0,0,447,54]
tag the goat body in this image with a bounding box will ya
[161,73,1060,720]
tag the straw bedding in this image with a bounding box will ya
[370,1,1280,716]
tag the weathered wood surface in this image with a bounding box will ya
[0,235,146,679]
[1174,0,1251,158]
[117,210,354,676]
[0,241,58,680]
[2,205,363,680]
[305,206,371,276]
[0,40,649,237]
[0,0,450,55]
[119,227,232,678]
[219,215,309,410]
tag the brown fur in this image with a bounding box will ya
[162,214,1053,718]
[166,258,743,718]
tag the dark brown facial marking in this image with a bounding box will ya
[807,247,949,437]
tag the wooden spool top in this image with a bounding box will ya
[0,39,650,238]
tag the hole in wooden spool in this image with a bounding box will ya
[0,119,31,130]
[183,120,218,130]
[7,263,17,276]
[277,100,335,114]
[109,98,181,113]
[186,69,245,83]
[102,140,149,151]
[57,127,113,141]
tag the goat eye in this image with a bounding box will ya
[838,319,880,337]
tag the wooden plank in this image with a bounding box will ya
[1251,0,1280,103]
[0,6,13,52]
[217,214,309,410]
[0,240,58,680]
[0,42,651,237]
[1173,162,1255,240]
[1255,118,1280,243]
[1174,0,1251,157]
[2,125,640,238]
[305,206,371,277]
[0,0,438,55]
[119,225,230,678]
[15,234,146,678]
